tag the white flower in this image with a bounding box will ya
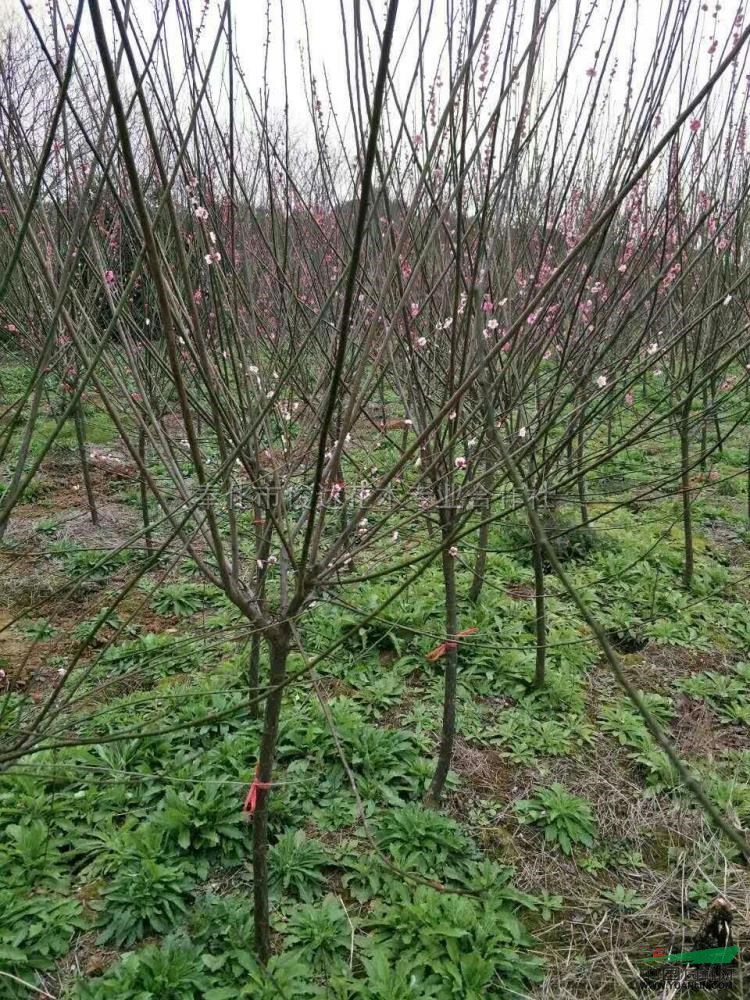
[724,294,733,306]
[596,375,607,388]
[247,365,258,375]
[455,456,467,469]
[647,342,659,355]
[392,531,399,542]
[486,318,499,330]
[194,206,208,220]
[448,545,459,557]
[468,437,477,448]
[518,426,527,438]
[416,336,427,348]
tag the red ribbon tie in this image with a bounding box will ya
[425,627,478,662]
[243,764,274,816]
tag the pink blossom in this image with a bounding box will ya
[104,269,116,285]
[194,206,209,220]
[625,392,634,406]
[586,67,597,78]
[454,456,467,469]
[193,288,203,304]
[448,546,459,558]
[689,118,701,133]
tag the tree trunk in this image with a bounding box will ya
[248,632,261,720]
[137,427,152,553]
[426,538,459,806]
[74,401,98,526]
[576,414,589,529]
[468,517,489,603]
[531,516,547,688]
[253,626,290,963]
[680,402,694,589]
[469,453,494,603]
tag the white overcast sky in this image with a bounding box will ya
[0,1,745,142]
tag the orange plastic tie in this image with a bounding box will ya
[243,763,274,815]
[425,627,478,661]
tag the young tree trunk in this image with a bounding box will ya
[711,384,723,456]
[468,462,494,603]
[679,402,694,589]
[74,401,98,526]
[137,427,152,553]
[576,414,589,529]
[468,517,489,603]
[253,625,290,963]
[426,536,459,806]
[531,515,547,688]
[247,632,261,721]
